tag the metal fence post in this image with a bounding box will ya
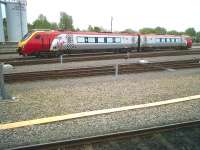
[115,64,119,77]
[60,55,63,64]
[0,63,11,101]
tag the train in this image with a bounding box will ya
[17,30,192,57]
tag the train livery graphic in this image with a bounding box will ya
[17,30,192,56]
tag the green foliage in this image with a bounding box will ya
[154,27,167,34]
[59,12,74,31]
[121,28,136,33]
[32,14,51,29]
[50,22,58,30]
[194,32,200,43]
[139,28,155,34]
[185,28,196,37]
[167,30,179,35]
[87,25,104,32]
[139,27,167,34]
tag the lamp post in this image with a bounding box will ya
[111,16,113,32]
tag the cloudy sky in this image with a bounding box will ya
[2,0,200,32]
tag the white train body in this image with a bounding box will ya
[50,32,139,52]
[140,35,188,48]
[50,32,189,53]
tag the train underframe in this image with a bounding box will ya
[20,46,189,57]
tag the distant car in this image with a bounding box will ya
[17,30,192,56]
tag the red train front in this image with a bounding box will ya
[18,30,60,56]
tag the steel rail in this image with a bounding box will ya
[10,120,200,150]
[4,59,200,83]
[1,49,200,66]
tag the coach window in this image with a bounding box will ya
[107,37,113,43]
[165,38,168,43]
[98,37,104,43]
[88,37,95,43]
[174,39,176,42]
[116,37,121,43]
[159,38,162,43]
[162,38,165,43]
[156,38,160,43]
[77,37,85,43]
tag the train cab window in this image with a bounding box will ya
[77,37,85,43]
[98,37,104,43]
[88,37,95,43]
[22,32,32,41]
[35,34,41,39]
[107,37,113,43]
[116,37,121,43]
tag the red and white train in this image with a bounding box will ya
[17,30,192,56]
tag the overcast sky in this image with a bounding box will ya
[3,0,200,32]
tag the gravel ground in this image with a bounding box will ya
[0,54,20,59]
[4,54,200,74]
[0,98,200,149]
[0,68,200,124]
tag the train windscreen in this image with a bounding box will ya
[21,32,33,41]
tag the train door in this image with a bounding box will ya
[41,34,51,51]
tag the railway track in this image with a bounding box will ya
[4,59,200,83]
[1,49,200,66]
[11,120,200,150]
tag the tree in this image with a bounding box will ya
[185,28,196,37]
[88,25,94,31]
[167,30,179,35]
[154,27,167,34]
[28,23,34,32]
[139,28,155,34]
[59,12,74,31]
[195,32,200,43]
[50,22,58,30]
[121,28,136,33]
[32,14,51,29]
[87,25,102,32]
[93,26,101,32]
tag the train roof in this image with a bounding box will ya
[30,30,190,38]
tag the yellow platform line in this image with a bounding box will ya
[1,95,200,130]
